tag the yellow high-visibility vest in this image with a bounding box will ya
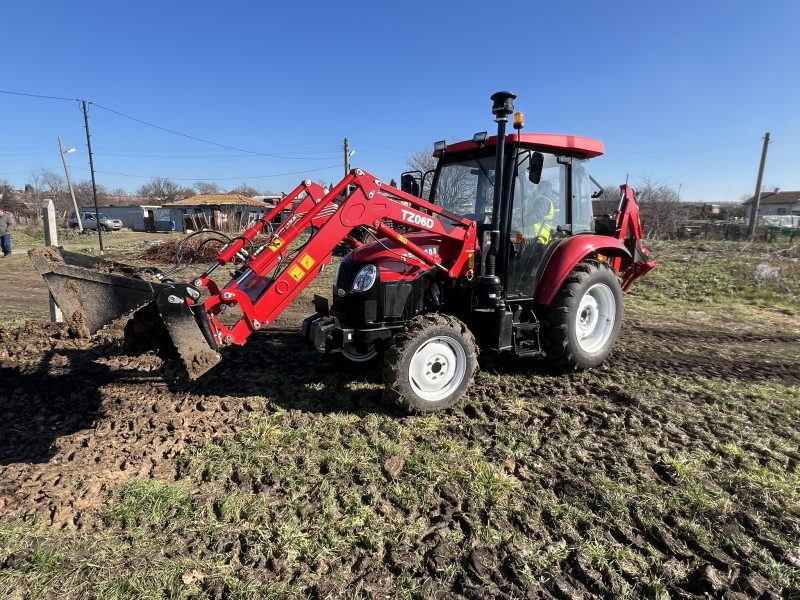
[521,195,555,244]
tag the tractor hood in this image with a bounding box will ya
[333,232,449,327]
[347,232,456,282]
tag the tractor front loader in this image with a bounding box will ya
[33,91,656,412]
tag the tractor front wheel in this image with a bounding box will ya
[384,314,478,413]
[333,342,382,368]
[542,260,623,370]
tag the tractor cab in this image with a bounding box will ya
[418,132,604,299]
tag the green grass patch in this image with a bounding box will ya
[636,240,800,308]
[106,479,195,528]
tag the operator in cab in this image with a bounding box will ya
[506,176,559,297]
[520,180,556,245]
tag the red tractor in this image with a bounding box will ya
[32,91,656,412]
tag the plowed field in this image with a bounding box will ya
[1,239,799,599]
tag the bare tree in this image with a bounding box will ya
[73,180,110,207]
[0,179,17,212]
[193,181,222,195]
[632,178,682,239]
[406,149,437,174]
[137,177,191,203]
[0,179,13,198]
[594,181,688,239]
[104,188,132,207]
[594,185,622,216]
[26,171,46,204]
[228,183,260,197]
[38,170,70,211]
[405,149,437,199]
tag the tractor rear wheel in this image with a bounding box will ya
[384,314,478,413]
[542,260,623,370]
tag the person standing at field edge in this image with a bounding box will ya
[0,208,15,257]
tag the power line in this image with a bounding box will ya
[90,102,325,160]
[92,151,340,159]
[356,149,409,158]
[0,167,61,175]
[0,89,79,102]
[596,139,758,164]
[677,148,760,185]
[0,152,56,157]
[0,150,340,160]
[68,163,341,181]
[0,88,341,160]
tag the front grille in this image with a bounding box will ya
[333,260,381,325]
[335,259,363,290]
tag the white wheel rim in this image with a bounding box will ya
[341,343,378,363]
[575,283,616,354]
[408,336,467,403]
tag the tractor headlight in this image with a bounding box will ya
[352,264,378,292]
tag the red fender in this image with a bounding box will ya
[533,235,630,306]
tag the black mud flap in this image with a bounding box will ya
[154,284,221,380]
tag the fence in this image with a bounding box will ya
[677,220,798,244]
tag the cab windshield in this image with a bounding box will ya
[430,155,495,222]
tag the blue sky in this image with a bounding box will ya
[2,0,798,202]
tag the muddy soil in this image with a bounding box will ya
[0,294,798,596]
[0,301,315,527]
[618,314,800,384]
[0,321,243,528]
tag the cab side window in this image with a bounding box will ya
[512,153,567,235]
[505,152,567,298]
[572,160,594,233]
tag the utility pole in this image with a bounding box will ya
[81,100,104,254]
[343,138,350,177]
[747,132,771,237]
[58,137,82,233]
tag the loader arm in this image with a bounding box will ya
[193,180,329,297]
[196,169,477,354]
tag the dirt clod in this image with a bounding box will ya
[68,309,91,338]
[382,455,405,479]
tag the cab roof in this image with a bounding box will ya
[434,133,604,159]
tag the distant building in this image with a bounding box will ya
[742,189,800,220]
[95,204,169,232]
[164,193,271,233]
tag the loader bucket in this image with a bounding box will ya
[29,247,221,379]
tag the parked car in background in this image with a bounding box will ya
[69,212,124,231]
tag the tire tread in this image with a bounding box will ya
[541,260,622,371]
[383,313,478,413]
